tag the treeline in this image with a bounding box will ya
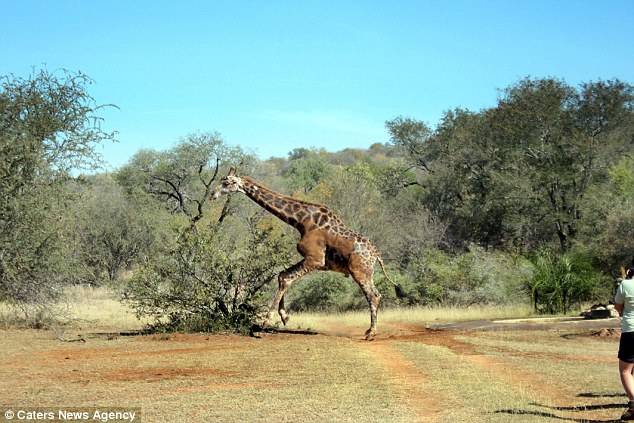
[1,69,632,330]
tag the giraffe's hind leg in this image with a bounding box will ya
[278,296,290,326]
[350,262,381,340]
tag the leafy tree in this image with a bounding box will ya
[284,151,333,193]
[0,69,114,313]
[64,175,168,285]
[608,156,634,199]
[313,163,382,235]
[120,134,293,333]
[577,155,634,273]
[387,78,634,251]
[287,147,311,161]
[497,79,632,250]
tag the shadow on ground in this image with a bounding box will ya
[495,392,627,422]
[494,409,621,422]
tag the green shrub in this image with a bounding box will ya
[287,272,356,312]
[286,246,532,312]
[286,263,411,313]
[123,216,293,334]
[527,249,611,314]
[403,246,532,306]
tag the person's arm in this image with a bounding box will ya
[616,282,625,316]
[616,302,624,316]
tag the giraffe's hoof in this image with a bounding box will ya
[364,329,376,341]
[280,312,290,326]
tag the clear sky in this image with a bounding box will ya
[2,0,633,169]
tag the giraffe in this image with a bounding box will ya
[212,168,399,340]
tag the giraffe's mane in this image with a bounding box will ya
[241,176,330,209]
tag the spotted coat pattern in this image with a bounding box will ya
[215,172,387,339]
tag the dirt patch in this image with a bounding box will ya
[100,367,237,382]
[361,340,445,422]
[381,323,478,355]
[561,328,622,343]
[375,322,578,402]
[433,316,620,332]
[137,332,265,343]
[58,366,238,383]
[22,336,251,365]
[319,320,480,355]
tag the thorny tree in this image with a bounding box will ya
[0,69,115,316]
[122,134,294,333]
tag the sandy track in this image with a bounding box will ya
[359,339,445,422]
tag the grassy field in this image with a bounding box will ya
[0,287,626,422]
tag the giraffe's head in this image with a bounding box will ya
[212,167,245,199]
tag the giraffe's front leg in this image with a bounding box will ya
[278,296,290,326]
[264,259,314,327]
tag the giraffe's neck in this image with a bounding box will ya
[240,177,304,231]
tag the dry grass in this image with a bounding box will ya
[290,303,535,334]
[0,331,416,422]
[0,287,626,422]
[392,328,624,422]
[0,286,145,332]
[2,287,534,334]
[60,285,147,330]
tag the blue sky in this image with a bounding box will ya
[2,0,633,169]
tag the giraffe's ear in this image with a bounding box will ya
[228,167,236,176]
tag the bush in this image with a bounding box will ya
[285,269,413,314]
[123,215,293,334]
[403,246,532,306]
[287,272,356,312]
[285,246,531,312]
[527,250,611,314]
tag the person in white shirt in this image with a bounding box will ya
[615,268,634,420]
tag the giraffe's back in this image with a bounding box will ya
[295,202,381,273]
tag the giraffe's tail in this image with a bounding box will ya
[377,256,406,299]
